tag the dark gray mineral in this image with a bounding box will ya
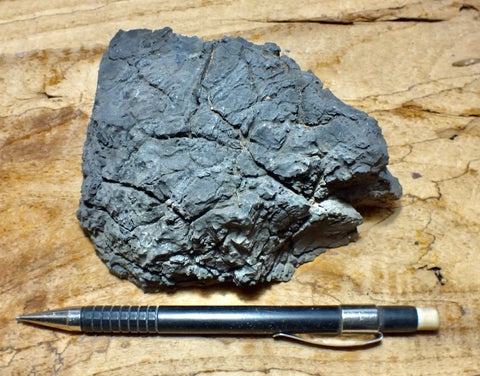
[77,27,402,291]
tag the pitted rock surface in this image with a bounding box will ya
[77,28,401,290]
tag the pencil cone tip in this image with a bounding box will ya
[15,308,82,331]
[15,312,42,323]
[16,312,42,322]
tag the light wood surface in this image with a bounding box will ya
[1,1,480,375]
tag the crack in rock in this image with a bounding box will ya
[77,28,401,290]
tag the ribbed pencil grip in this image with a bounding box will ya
[81,306,157,333]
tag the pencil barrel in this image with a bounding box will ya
[80,306,342,334]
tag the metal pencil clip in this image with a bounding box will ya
[272,332,384,348]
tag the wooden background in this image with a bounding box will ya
[1,1,479,375]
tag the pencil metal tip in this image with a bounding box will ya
[15,308,82,331]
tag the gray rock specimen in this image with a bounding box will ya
[77,28,401,291]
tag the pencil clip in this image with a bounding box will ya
[272,332,383,348]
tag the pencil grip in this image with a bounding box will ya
[81,306,157,333]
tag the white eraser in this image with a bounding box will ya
[416,307,439,330]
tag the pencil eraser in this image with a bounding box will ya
[416,307,439,330]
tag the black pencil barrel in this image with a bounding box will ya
[80,306,342,334]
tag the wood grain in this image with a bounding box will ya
[1,1,479,375]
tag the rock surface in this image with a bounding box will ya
[77,28,401,290]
